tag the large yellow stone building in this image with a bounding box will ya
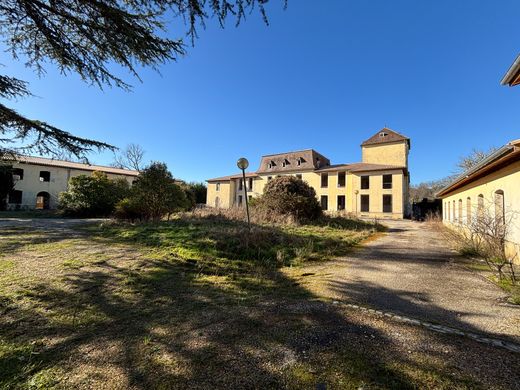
[437,139,520,262]
[3,155,138,210]
[206,128,411,219]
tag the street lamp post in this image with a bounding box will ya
[237,157,251,230]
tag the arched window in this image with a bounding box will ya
[477,194,484,221]
[452,200,456,221]
[458,199,463,223]
[494,190,505,230]
[466,197,472,224]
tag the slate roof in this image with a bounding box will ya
[257,149,330,174]
[361,128,410,148]
[5,155,139,176]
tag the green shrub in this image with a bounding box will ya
[254,176,322,222]
[59,171,130,217]
[113,197,144,221]
[115,162,191,221]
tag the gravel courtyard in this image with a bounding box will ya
[294,219,520,344]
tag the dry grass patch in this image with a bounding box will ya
[0,214,509,389]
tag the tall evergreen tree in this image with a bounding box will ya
[0,1,283,158]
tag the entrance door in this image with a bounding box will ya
[36,192,50,210]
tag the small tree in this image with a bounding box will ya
[125,162,190,221]
[448,196,518,285]
[112,144,146,171]
[0,165,14,211]
[59,171,130,217]
[255,176,322,222]
[455,147,498,175]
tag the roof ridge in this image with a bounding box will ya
[8,154,139,175]
[260,148,321,158]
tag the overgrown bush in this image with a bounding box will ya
[252,176,322,223]
[59,171,130,217]
[115,162,191,221]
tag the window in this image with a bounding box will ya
[477,194,484,220]
[337,195,345,211]
[383,195,392,213]
[321,173,328,188]
[282,159,290,168]
[320,195,328,211]
[268,160,276,169]
[216,182,220,191]
[295,174,302,180]
[466,197,472,224]
[238,195,243,206]
[360,195,370,212]
[248,177,253,190]
[12,168,24,180]
[447,201,450,221]
[458,199,463,223]
[338,172,346,188]
[268,176,272,181]
[39,171,51,182]
[379,131,388,138]
[8,190,22,204]
[495,190,505,229]
[238,178,243,191]
[452,200,456,221]
[361,176,369,190]
[382,174,392,189]
[215,196,220,208]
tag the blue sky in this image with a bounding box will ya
[2,0,519,184]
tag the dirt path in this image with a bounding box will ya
[295,220,520,343]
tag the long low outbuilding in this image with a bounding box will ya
[437,139,520,263]
[2,155,139,210]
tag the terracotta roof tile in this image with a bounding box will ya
[207,172,258,182]
[6,155,139,176]
[317,163,406,173]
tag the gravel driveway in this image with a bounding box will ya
[299,220,520,343]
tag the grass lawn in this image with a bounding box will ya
[0,214,502,389]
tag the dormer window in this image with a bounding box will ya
[297,157,306,166]
[267,160,276,169]
[316,157,321,168]
[282,159,290,168]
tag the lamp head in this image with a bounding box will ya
[237,157,249,170]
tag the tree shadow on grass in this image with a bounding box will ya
[1,219,519,388]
